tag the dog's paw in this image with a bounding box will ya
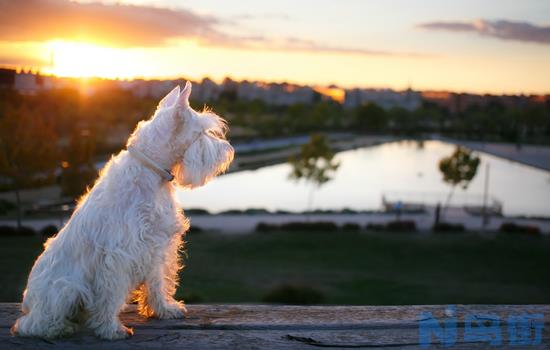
[59,322,79,337]
[95,323,133,340]
[155,303,187,320]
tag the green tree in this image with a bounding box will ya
[354,103,388,132]
[0,106,59,228]
[289,134,340,213]
[439,146,480,218]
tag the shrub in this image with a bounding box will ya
[432,222,465,233]
[499,222,540,236]
[187,226,203,234]
[0,199,16,215]
[243,208,271,215]
[385,220,417,232]
[0,226,36,236]
[262,285,324,305]
[365,223,385,231]
[218,209,244,215]
[16,226,36,236]
[256,221,339,233]
[40,225,58,238]
[280,222,338,232]
[185,208,210,216]
[341,223,361,231]
[255,222,279,232]
[181,292,203,304]
[0,226,15,236]
[274,210,292,215]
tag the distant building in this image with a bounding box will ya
[421,91,539,115]
[0,68,16,88]
[0,68,60,94]
[219,79,318,106]
[344,88,421,111]
[314,86,345,103]
[14,70,42,94]
[193,78,220,101]
[4,68,544,112]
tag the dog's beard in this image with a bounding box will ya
[172,136,234,189]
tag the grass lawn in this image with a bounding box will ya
[1,231,549,304]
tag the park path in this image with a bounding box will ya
[441,137,550,172]
[2,206,549,234]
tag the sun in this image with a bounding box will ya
[44,40,143,79]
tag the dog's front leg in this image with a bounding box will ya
[141,261,186,319]
[87,262,134,340]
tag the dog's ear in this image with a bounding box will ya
[177,81,192,107]
[158,86,180,109]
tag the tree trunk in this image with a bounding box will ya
[442,186,456,221]
[306,185,315,222]
[14,186,22,229]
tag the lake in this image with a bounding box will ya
[176,140,550,217]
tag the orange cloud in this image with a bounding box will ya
[0,0,221,47]
[0,0,429,58]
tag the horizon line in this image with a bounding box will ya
[2,64,549,97]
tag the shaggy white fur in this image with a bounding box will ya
[12,82,234,340]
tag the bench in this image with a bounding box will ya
[1,304,548,348]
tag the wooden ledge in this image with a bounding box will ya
[1,304,549,349]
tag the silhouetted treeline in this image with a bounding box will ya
[208,93,550,144]
[1,87,549,159]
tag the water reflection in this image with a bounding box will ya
[177,141,550,217]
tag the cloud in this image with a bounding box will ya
[0,0,222,47]
[0,55,47,67]
[0,0,427,57]
[274,37,431,57]
[231,13,292,21]
[417,19,550,45]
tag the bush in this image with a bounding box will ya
[0,226,15,236]
[256,221,339,233]
[365,223,385,231]
[40,225,59,238]
[0,226,36,236]
[274,210,292,215]
[187,225,203,234]
[341,223,361,231]
[433,222,465,233]
[181,292,203,304]
[255,222,279,232]
[243,208,271,215]
[499,222,540,236]
[385,220,417,232]
[281,222,338,232]
[218,209,244,215]
[262,285,324,305]
[219,208,271,215]
[185,208,210,216]
[0,199,16,215]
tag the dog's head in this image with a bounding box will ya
[128,82,234,188]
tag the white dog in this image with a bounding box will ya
[12,82,234,340]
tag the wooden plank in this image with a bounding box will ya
[1,304,549,349]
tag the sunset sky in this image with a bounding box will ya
[1,0,549,94]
